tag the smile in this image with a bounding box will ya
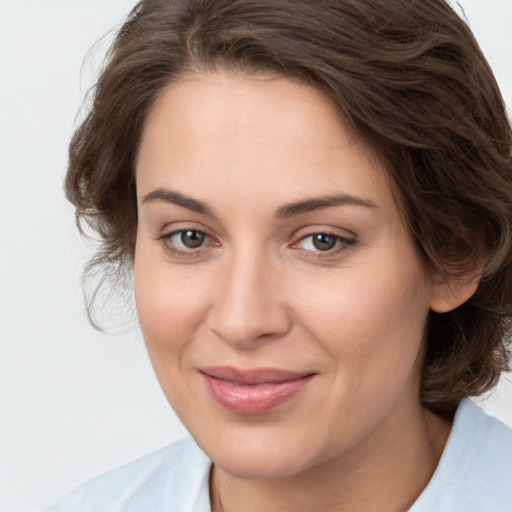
[200,367,315,415]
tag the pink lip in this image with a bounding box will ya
[200,366,315,415]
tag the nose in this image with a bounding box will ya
[206,250,292,348]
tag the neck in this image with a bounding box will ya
[210,403,451,512]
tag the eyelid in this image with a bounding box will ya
[153,223,356,259]
[159,229,209,245]
[291,222,357,238]
[155,226,219,258]
[294,233,354,248]
[154,220,217,242]
[289,227,357,258]
[291,225,356,243]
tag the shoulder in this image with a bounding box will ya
[44,437,212,512]
[412,399,512,512]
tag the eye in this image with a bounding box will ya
[307,233,338,251]
[156,228,215,256]
[176,229,206,249]
[295,232,354,254]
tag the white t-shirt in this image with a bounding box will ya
[45,399,512,512]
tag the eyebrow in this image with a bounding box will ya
[142,188,214,217]
[275,194,378,218]
[141,187,377,218]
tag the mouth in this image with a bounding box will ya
[200,366,316,415]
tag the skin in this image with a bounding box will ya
[134,72,469,512]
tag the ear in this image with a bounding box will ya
[430,271,482,313]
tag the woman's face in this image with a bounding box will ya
[134,73,439,479]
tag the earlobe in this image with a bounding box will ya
[429,273,481,313]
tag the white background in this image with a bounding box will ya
[0,1,511,511]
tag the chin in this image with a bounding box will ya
[196,425,324,480]
[214,450,310,480]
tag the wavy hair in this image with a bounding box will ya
[67,0,512,417]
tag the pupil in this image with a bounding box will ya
[181,230,204,248]
[312,234,336,251]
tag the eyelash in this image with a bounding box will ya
[155,229,216,258]
[155,229,355,259]
[293,232,355,259]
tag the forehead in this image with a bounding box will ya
[136,72,394,214]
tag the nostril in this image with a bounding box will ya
[205,257,292,345]
[207,304,292,347]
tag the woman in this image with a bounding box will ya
[46,0,512,510]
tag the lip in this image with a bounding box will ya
[200,366,315,415]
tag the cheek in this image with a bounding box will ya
[133,248,215,426]
[291,258,432,385]
[133,244,209,369]
[289,264,432,444]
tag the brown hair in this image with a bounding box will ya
[67,0,512,417]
